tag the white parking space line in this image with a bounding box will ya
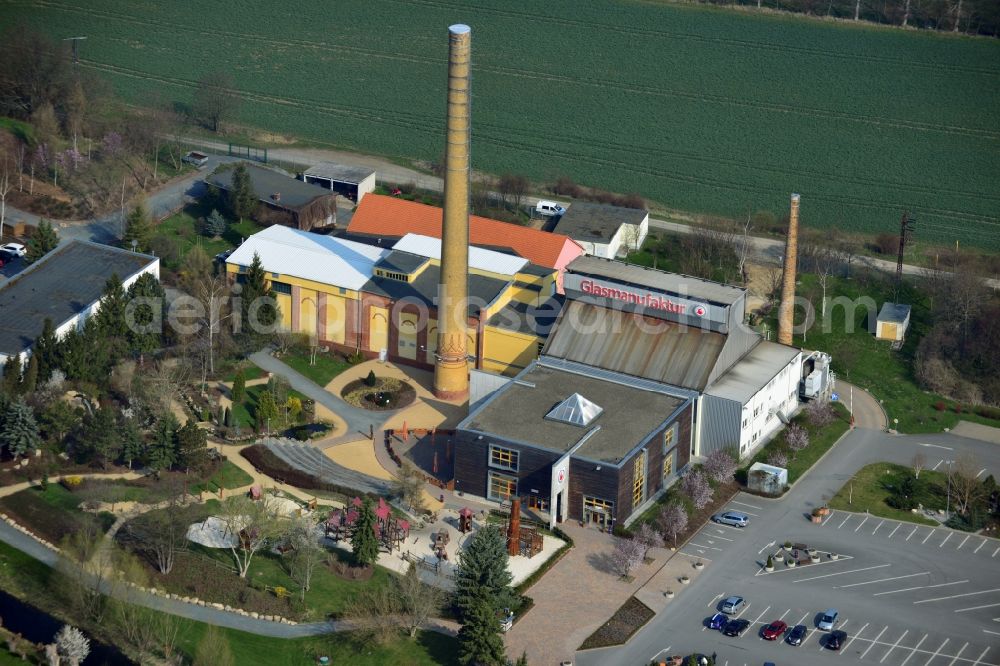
[823,510,837,525]
[872,520,885,535]
[881,630,909,663]
[977,468,987,478]
[873,580,969,596]
[730,499,762,510]
[888,523,902,539]
[955,602,1000,613]
[923,638,949,666]
[906,526,919,541]
[838,572,929,589]
[860,626,889,660]
[946,641,968,666]
[706,594,723,608]
[992,546,999,558]
[974,539,988,554]
[932,460,944,471]
[649,646,673,662]
[745,607,769,639]
[706,532,735,541]
[971,647,990,666]
[956,534,971,550]
[779,608,790,620]
[927,580,970,589]
[687,542,723,551]
[856,515,870,532]
[922,529,936,544]
[793,563,890,583]
[915,588,1000,604]
[900,634,928,666]
[680,551,712,560]
[940,532,953,548]
[838,514,852,529]
[845,622,869,652]
[734,602,752,618]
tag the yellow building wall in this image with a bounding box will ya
[299,288,317,337]
[323,295,348,344]
[369,306,389,353]
[482,326,539,377]
[276,293,292,329]
[398,312,418,360]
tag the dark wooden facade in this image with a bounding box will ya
[454,401,694,526]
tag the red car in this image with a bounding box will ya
[761,620,788,640]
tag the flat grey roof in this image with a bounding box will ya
[486,297,563,337]
[207,163,333,210]
[555,202,648,243]
[704,341,800,404]
[304,162,375,184]
[0,241,157,357]
[568,256,745,306]
[375,250,428,275]
[877,302,911,323]
[363,265,510,317]
[461,360,686,464]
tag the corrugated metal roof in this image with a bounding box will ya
[227,225,387,291]
[877,302,911,324]
[704,341,801,404]
[543,301,726,390]
[567,256,745,306]
[392,233,528,276]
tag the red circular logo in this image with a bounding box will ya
[693,305,706,317]
[558,470,566,483]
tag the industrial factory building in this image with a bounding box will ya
[225,224,561,376]
[454,256,802,527]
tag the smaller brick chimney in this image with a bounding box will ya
[778,193,800,346]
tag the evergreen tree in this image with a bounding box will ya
[26,219,59,264]
[240,251,277,337]
[79,406,121,470]
[2,355,22,396]
[119,417,145,469]
[350,498,380,568]
[204,209,227,237]
[123,199,153,253]
[231,369,246,403]
[21,354,38,395]
[454,525,515,621]
[146,413,178,471]
[96,274,129,359]
[229,164,257,222]
[255,389,279,432]
[457,596,507,666]
[0,398,40,460]
[39,400,80,445]
[125,272,165,361]
[223,406,232,428]
[176,418,209,473]
[32,318,59,384]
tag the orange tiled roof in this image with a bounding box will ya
[347,194,579,269]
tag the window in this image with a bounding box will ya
[663,426,675,452]
[489,445,519,472]
[583,495,614,515]
[537,341,545,355]
[632,449,646,509]
[270,281,292,295]
[662,452,673,480]
[376,269,410,282]
[271,272,281,279]
[488,471,517,502]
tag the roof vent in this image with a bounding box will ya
[545,393,603,427]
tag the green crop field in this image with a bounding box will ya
[5,0,1000,247]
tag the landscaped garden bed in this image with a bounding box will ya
[240,445,379,502]
[579,596,655,649]
[829,462,947,527]
[341,375,416,411]
[0,484,114,544]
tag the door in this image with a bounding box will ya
[368,306,388,353]
[397,313,418,360]
[882,322,898,340]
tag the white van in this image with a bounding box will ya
[535,200,566,217]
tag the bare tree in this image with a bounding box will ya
[911,452,927,479]
[397,563,444,638]
[767,449,788,468]
[0,154,12,241]
[785,424,810,460]
[610,536,645,579]
[949,453,984,516]
[287,516,326,601]
[346,585,404,644]
[192,71,240,133]
[656,503,688,546]
[632,522,664,561]
[806,401,836,428]
[393,462,427,514]
[219,494,287,578]
[735,210,753,283]
[123,492,188,574]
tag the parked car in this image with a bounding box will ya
[826,630,847,650]
[818,609,839,631]
[708,612,726,630]
[182,151,210,167]
[0,243,26,257]
[712,511,750,527]
[535,200,566,217]
[786,624,808,645]
[721,596,745,614]
[761,620,788,640]
[722,618,750,637]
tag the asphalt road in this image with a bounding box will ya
[578,427,1000,666]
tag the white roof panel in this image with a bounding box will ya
[227,225,387,291]
[392,233,528,276]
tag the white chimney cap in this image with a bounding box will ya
[449,24,471,34]
[791,193,801,202]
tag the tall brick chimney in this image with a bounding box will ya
[433,24,472,401]
[777,193,800,346]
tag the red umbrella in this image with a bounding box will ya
[376,504,391,521]
[352,496,363,507]
[459,507,473,518]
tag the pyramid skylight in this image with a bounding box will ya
[545,393,603,427]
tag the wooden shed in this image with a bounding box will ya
[875,302,911,342]
[207,163,337,231]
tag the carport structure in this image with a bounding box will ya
[303,161,377,203]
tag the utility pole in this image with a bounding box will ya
[62,36,87,64]
[894,211,916,303]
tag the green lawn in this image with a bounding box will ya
[222,363,267,383]
[279,348,352,387]
[230,384,309,430]
[829,462,946,526]
[153,203,263,271]
[761,272,1000,434]
[0,485,115,543]
[190,460,253,494]
[740,402,852,488]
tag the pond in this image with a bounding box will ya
[0,588,133,664]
